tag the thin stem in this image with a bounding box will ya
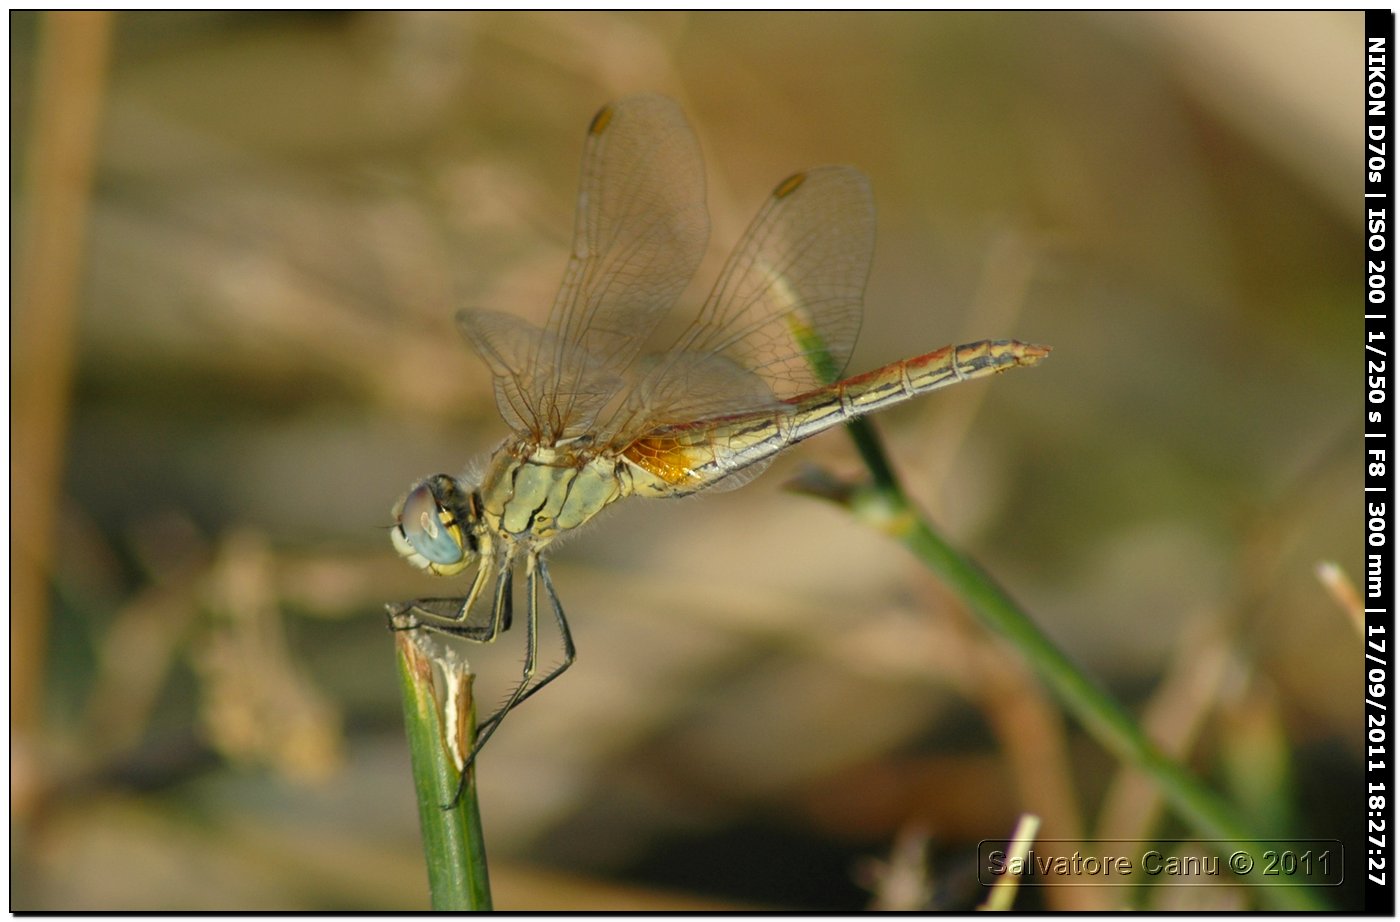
[980,814,1041,911]
[395,630,492,910]
[13,10,112,745]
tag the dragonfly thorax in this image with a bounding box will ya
[478,444,631,542]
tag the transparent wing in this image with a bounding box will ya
[461,95,709,444]
[683,166,873,394]
[457,308,622,437]
[603,165,875,442]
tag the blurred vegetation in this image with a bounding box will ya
[12,11,1361,910]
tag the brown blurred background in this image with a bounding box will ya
[11,11,1361,910]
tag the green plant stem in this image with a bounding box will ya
[824,415,1329,912]
[980,813,1041,911]
[395,630,492,910]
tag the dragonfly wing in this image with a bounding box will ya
[506,94,710,442]
[457,308,622,437]
[456,309,539,436]
[678,165,874,394]
[609,349,782,442]
[604,165,875,442]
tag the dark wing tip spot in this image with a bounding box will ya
[589,104,615,136]
[772,172,808,199]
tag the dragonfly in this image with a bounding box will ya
[389,94,1048,788]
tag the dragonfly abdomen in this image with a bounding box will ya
[768,338,1048,448]
[622,339,1048,497]
[798,339,1050,424]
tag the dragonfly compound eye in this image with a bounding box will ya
[395,480,467,568]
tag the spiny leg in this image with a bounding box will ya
[387,550,510,642]
[454,555,577,792]
[460,555,542,762]
[442,556,535,808]
[502,556,576,709]
[392,550,573,810]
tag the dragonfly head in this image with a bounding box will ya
[391,474,480,577]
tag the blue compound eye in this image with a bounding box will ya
[398,482,465,566]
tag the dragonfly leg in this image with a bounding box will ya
[386,552,513,644]
[448,553,576,806]
[502,555,576,709]
[459,556,542,755]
